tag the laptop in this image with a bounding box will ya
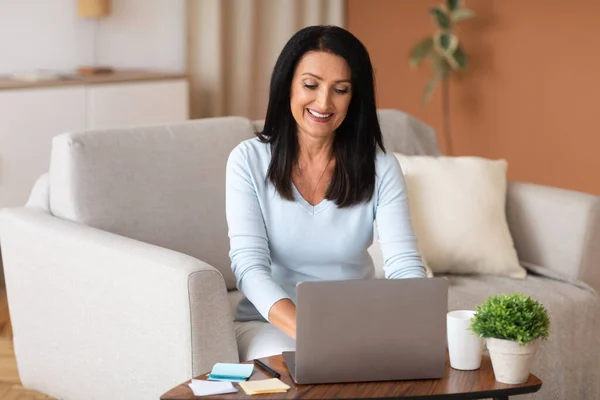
[282,277,448,384]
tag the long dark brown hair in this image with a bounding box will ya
[257,25,385,208]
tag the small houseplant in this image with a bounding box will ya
[470,293,550,384]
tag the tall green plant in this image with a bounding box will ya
[409,0,475,155]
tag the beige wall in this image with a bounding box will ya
[0,0,186,74]
[348,0,600,195]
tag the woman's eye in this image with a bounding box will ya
[303,83,317,90]
[334,88,349,94]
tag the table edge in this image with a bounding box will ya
[160,354,543,400]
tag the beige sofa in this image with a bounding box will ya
[0,110,598,399]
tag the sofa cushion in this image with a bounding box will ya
[377,109,441,156]
[228,289,245,318]
[49,117,256,289]
[395,154,526,279]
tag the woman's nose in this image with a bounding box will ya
[315,89,332,110]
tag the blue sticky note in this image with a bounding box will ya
[207,375,248,382]
[207,363,254,382]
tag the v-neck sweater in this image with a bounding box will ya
[226,138,426,322]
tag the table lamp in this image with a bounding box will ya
[78,0,111,18]
[77,0,114,75]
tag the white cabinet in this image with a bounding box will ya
[0,87,87,208]
[0,76,189,208]
[87,80,188,129]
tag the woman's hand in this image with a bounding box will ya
[268,298,297,339]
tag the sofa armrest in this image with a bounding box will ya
[25,173,50,211]
[0,207,238,400]
[506,181,600,292]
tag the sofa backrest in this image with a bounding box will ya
[48,110,440,290]
[49,117,255,289]
[376,109,441,156]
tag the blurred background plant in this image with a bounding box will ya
[409,0,475,155]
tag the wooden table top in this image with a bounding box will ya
[161,354,542,399]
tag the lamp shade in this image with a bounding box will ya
[78,0,111,18]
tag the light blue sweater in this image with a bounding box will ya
[226,138,426,322]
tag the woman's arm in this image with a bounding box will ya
[268,299,297,339]
[226,144,296,336]
[375,152,427,279]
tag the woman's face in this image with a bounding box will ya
[290,51,352,141]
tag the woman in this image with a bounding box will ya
[226,25,426,361]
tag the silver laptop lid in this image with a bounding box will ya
[294,277,448,384]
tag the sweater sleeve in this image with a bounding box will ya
[225,144,291,321]
[375,152,427,279]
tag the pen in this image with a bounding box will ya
[253,359,281,379]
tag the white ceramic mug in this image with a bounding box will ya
[447,310,484,370]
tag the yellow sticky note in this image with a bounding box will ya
[238,378,290,395]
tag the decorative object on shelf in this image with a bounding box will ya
[470,293,550,384]
[76,67,114,76]
[77,0,111,18]
[76,0,114,75]
[408,0,475,155]
[9,70,64,82]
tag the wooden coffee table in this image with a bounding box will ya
[161,354,542,399]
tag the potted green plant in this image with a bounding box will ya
[470,293,550,384]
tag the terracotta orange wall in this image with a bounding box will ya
[348,0,600,195]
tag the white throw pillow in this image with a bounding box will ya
[368,233,434,278]
[395,154,526,279]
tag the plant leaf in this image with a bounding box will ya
[452,45,468,70]
[409,37,434,68]
[435,32,459,54]
[470,293,550,345]
[446,0,460,11]
[423,77,439,105]
[429,7,451,30]
[444,52,459,71]
[451,8,476,23]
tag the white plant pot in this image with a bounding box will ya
[486,338,541,384]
